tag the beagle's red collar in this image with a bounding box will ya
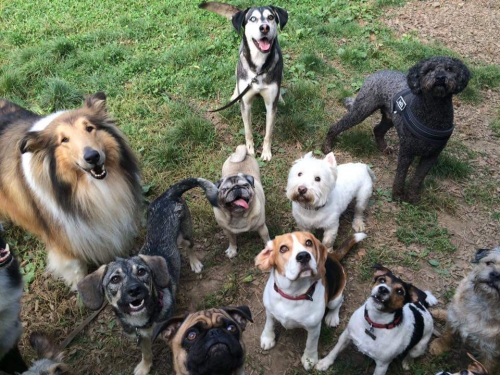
[273,281,318,301]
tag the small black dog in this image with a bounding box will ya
[78,178,218,375]
[0,234,27,374]
[322,56,471,203]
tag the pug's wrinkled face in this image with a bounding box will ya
[216,173,255,214]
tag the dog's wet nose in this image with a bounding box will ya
[296,251,311,264]
[260,24,270,34]
[489,271,500,281]
[378,286,389,295]
[127,284,142,297]
[298,186,307,195]
[436,75,446,83]
[84,148,100,165]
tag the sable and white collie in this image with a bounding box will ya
[0,92,142,289]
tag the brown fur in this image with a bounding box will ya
[0,93,141,289]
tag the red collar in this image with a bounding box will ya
[273,281,317,301]
[364,306,403,329]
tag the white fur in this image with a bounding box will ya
[316,290,435,374]
[260,234,340,370]
[29,111,67,132]
[287,152,375,252]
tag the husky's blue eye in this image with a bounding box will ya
[249,16,257,22]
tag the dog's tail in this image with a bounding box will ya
[228,144,248,163]
[199,2,241,20]
[332,233,367,261]
[367,166,377,182]
[166,178,219,208]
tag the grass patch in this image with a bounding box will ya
[336,127,379,158]
[429,151,472,181]
[490,110,500,137]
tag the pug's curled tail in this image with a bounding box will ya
[332,233,367,261]
[199,2,241,20]
[229,144,248,163]
[166,178,219,208]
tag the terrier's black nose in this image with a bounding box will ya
[378,286,389,295]
[84,148,100,165]
[436,75,446,83]
[260,24,269,33]
[296,251,311,264]
[298,186,307,195]
[489,271,500,281]
[127,284,142,297]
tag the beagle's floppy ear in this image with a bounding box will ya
[138,255,170,289]
[77,265,108,311]
[255,240,275,271]
[313,236,327,279]
[152,314,187,343]
[372,264,392,279]
[232,8,249,34]
[222,305,253,330]
[270,6,288,30]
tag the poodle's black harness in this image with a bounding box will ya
[393,88,454,145]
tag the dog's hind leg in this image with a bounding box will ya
[223,229,238,258]
[324,294,344,327]
[373,111,395,154]
[429,324,454,356]
[392,151,414,202]
[257,224,270,244]
[178,206,203,273]
[261,84,280,161]
[405,154,440,204]
[353,180,373,232]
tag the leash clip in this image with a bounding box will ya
[135,328,141,347]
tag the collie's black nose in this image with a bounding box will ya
[84,148,100,165]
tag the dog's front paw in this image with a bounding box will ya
[225,246,237,259]
[315,358,333,372]
[352,219,365,232]
[134,360,151,375]
[424,291,438,306]
[429,338,448,356]
[324,310,340,327]
[261,147,272,161]
[260,331,276,350]
[189,258,204,273]
[301,351,318,370]
[404,192,421,204]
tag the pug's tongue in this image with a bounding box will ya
[232,199,249,209]
[258,38,271,52]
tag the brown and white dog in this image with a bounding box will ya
[0,93,141,289]
[153,306,253,375]
[255,231,365,370]
[436,353,489,375]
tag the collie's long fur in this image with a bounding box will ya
[0,92,142,289]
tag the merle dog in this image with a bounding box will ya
[322,56,470,203]
[78,178,218,375]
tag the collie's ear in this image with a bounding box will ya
[255,241,275,271]
[19,132,42,154]
[85,92,107,112]
[138,255,170,289]
[77,265,107,311]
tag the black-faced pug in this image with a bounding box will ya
[153,306,253,375]
[78,178,219,375]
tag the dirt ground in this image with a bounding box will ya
[16,1,500,374]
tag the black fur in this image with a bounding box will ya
[323,56,471,203]
[399,304,425,360]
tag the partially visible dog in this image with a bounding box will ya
[322,56,470,203]
[315,264,437,374]
[200,2,288,161]
[436,353,489,375]
[78,178,218,375]
[0,234,27,374]
[21,332,75,375]
[0,93,142,289]
[286,152,375,252]
[430,247,500,372]
[153,306,253,375]
[255,231,366,370]
[214,145,270,258]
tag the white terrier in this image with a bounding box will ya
[286,152,375,252]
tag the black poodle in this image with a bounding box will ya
[322,56,471,203]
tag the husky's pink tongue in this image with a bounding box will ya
[232,199,249,209]
[258,39,271,52]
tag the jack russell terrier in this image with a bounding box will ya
[255,231,366,370]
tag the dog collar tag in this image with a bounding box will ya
[364,326,377,341]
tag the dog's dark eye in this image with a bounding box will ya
[249,16,257,22]
[486,261,494,266]
[267,15,274,21]
[137,268,147,276]
[110,275,122,284]
[227,324,237,333]
[305,239,313,247]
[298,172,302,177]
[280,245,289,253]
[379,278,386,283]
[86,126,94,133]
[315,177,321,182]
[396,289,404,295]
[187,331,197,341]
[61,137,69,143]
[445,67,453,72]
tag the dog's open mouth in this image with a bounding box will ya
[371,294,385,305]
[129,299,145,312]
[0,244,13,267]
[298,267,313,278]
[228,198,249,210]
[252,37,272,53]
[89,164,107,180]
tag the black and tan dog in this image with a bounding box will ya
[430,247,500,373]
[200,2,288,161]
[322,56,470,203]
[0,233,27,374]
[78,178,218,375]
[154,306,253,375]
